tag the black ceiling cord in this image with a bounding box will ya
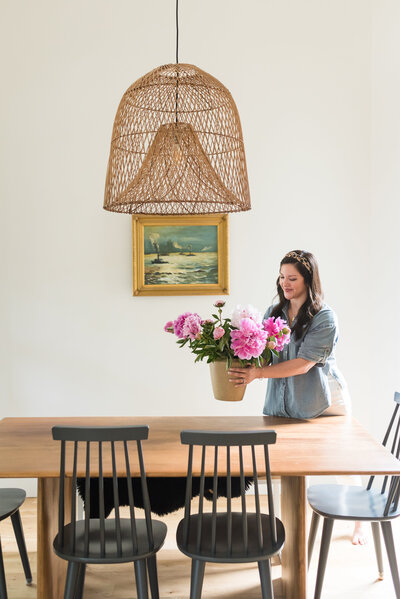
[176,0,179,64]
[175,0,179,124]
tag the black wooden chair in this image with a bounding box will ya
[308,391,400,599]
[176,430,285,599]
[0,488,32,598]
[52,426,167,599]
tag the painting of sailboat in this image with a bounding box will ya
[132,215,229,296]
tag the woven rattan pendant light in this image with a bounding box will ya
[103,1,251,215]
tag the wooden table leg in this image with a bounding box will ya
[281,476,307,599]
[37,478,71,599]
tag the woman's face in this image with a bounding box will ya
[279,263,308,302]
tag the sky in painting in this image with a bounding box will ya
[144,225,218,254]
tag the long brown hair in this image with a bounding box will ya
[270,250,324,339]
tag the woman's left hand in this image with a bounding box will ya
[228,365,259,387]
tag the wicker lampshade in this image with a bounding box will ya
[104,63,251,214]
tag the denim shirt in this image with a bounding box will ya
[263,303,345,420]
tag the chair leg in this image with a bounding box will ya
[74,563,86,599]
[190,559,206,599]
[134,559,149,599]
[308,511,320,569]
[313,517,334,599]
[10,510,32,584]
[371,522,384,580]
[147,555,160,599]
[64,562,80,599]
[258,559,274,599]
[381,521,400,599]
[0,536,8,599]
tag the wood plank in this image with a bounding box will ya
[37,478,71,599]
[281,476,307,599]
[0,416,398,478]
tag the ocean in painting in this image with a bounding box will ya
[144,252,218,285]
[143,224,219,286]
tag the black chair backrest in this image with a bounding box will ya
[367,392,400,516]
[180,430,277,555]
[52,425,153,557]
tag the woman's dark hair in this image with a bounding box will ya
[270,250,324,339]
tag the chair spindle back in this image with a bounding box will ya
[181,430,277,556]
[52,426,153,557]
[366,392,400,516]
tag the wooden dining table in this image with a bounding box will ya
[0,414,399,599]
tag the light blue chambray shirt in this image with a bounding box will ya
[263,302,346,420]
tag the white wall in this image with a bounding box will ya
[370,0,400,432]
[0,1,399,494]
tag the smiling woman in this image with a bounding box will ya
[228,249,367,545]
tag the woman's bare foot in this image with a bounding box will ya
[352,521,368,545]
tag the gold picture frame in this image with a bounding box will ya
[132,214,229,296]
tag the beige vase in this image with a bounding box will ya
[209,360,246,402]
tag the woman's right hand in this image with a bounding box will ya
[228,365,260,387]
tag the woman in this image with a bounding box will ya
[228,249,366,544]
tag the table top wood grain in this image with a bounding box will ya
[0,415,399,478]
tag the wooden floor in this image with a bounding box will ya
[0,498,398,598]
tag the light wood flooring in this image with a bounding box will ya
[0,498,398,598]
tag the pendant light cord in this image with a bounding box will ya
[175,0,179,124]
[176,0,179,64]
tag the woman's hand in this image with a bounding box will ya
[228,365,259,388]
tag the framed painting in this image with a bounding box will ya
[132,214,229,296]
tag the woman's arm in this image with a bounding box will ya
[228,358,316,387]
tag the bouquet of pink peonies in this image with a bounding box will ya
[164,300,291,368]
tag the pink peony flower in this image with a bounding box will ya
[267,340,276,350]
[275,317,288,331]
[274,326,291,351]
[276,333,291,350]
[263,316,290,343]
[164,321,174,333]
[231,304,262,329]
[230,318,268,360]
[173,312,193,338]
[182,313,203,341]
[214,299,226,308]
[213,326,225,340]
[262,317,280,337]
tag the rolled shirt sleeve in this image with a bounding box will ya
[297,311,338,366]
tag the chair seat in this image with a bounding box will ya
[0,488,26,521]
[177,512,285,563]
[308,484,400,521]
[54,518,167,563]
